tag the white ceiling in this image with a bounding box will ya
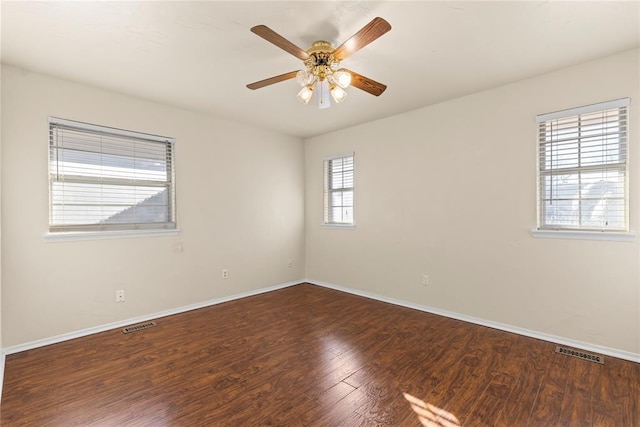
[2,1,639,138]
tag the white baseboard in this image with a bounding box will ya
[2,280,302,356]
[307,279,640,364]
[0,352,5,403]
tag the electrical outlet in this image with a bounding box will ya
[116,289,125,302]
[422,274,429,286]
[287,259,292,268]
[222,269,229,279]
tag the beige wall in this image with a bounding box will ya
[1,65,305,347]
[2,49,639,358]
[305,49,640,356]
[1,64,3,375]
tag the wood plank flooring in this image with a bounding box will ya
[1,283,638,426]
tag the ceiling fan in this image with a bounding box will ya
[246,17,391,109]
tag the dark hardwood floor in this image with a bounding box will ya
[1,283,638,426]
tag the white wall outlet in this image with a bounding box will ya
[287,259,292,268]
[422,274,429,286]
[222,269,229,279]
[116,289,125,302]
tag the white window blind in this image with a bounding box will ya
[49,118,176,233]
[536,98,629,232]
[324,154,354,225]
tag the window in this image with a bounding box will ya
[536,98,629,232]
[49,117,176,233]
[324,153,354,225]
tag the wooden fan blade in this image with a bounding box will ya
[246,71,299,90]
[251,25,310,61]
[343,69,387,96]
[332,17,391,61]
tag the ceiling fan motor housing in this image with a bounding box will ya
[305,41,339,81]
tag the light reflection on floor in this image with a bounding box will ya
[320,330,360,361]
[403,392,461,427]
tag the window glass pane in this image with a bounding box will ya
[51,183,168,225]
[541,169,624,229]
[342,156,353,170]
[331,158,343,173]
[581,198,624,228]
[537,101,627,231]
[342,191,353,207]
[49,118,175,232]
[106,194,170,224]
[342,207,353,223]
[580,170,624,198]
[331,192,343,207]
[543,173,579,201]
[343,170,353,188]
[542,199,576,227]
[331,207,343,223]
[52,151,169,182]
[331,172,344,189]
[580,135,621,166]
[324,154,354,225]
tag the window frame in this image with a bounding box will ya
[47,117,177,236]
[534,98,633,239]
[323,153,355,227]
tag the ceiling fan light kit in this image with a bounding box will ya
[247,17,391,109]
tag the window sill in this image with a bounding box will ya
[44,228,181,242]
[322,223,356,230]
[531,229,636,242]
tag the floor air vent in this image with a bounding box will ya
[122,321,157,334]
[555,346,604,364]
